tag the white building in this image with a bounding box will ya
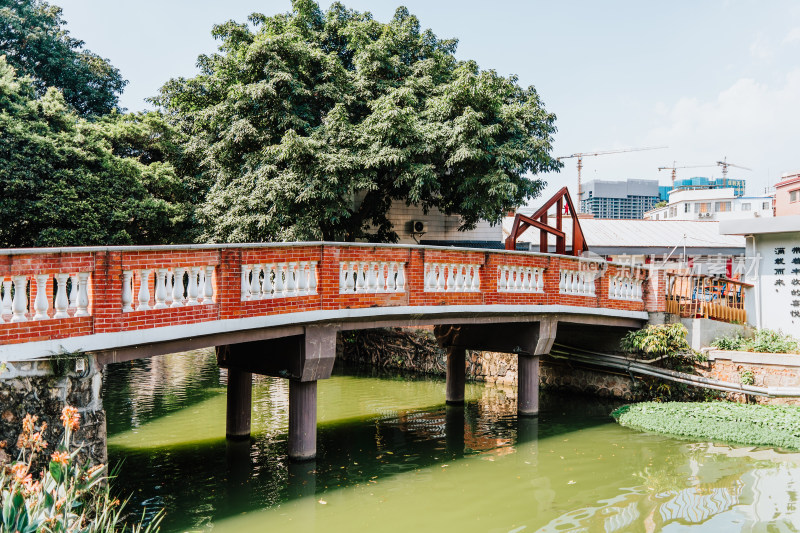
[644,188,773,222]
[720,216,800,332]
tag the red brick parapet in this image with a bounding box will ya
[0,243,660,350]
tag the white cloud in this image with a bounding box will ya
[646,70,800,189]
[784,27,800,44]
[749,33,773,59]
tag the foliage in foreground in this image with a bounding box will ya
[712,329,799,354]
[612,401,800,451]
[154,0,561,243]
[0,406,160,533]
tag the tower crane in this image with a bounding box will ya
[716,157,751,188]
[557,146,667,212]
[657,162,716,187]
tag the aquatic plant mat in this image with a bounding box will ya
[612,402,800,450]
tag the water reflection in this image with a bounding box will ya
[103,350,800,533]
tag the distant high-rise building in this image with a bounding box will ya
[671,176,746,197]
[580,179,660,219]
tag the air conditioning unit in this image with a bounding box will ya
[409,220,427,234]
[699,212,711,218]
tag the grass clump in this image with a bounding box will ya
[612,401,800,450]
[712,328,798,354]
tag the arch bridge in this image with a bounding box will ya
[0,242,664,460]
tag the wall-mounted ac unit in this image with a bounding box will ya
[409,220,427,234]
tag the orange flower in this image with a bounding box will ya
[21,414,37,434]
[51,450,70,466]
[60,406,80,431]
[28,431,47,453]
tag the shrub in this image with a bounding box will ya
[620,323,691,359]
[712,329,799,354]
[0,406,160,532]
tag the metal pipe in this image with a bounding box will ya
[549,346,800,398]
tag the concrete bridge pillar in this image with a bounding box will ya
[445,346,467,404]
[517,355,540,416]
[216,324,338,462]
[288,380,317,461]
[225,368,252,439]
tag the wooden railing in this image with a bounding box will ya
[665,273,751,323]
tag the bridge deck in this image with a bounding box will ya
[0,242,662,362]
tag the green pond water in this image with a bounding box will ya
[104,350,800,532]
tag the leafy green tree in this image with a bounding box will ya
[154,0,561,243]
[0,0,126,116]
[0,57,189,247]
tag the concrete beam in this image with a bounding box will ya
[433,320,553,356]
[216,325,338,382]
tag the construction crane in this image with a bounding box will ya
[657,162,716,187]
[557,146,667,212]
[716,157,751,188]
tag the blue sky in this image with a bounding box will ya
[56,1,800,200]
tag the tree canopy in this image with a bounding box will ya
[0,0,126,116]
[154,0,561,243]
[0,57,191,247]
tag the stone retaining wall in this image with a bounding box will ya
[339,329,800,404]
[0,356,106,466]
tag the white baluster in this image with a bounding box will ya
[154,268,168,309]
[241,265,251,301]
[75,273,90,317]
[32,274,48,320]
[11,275,28,322]
[53,273,69,319]
[263,264,274,298]
[355,262,366,293]
[397,263,406,292]
[297,261,308,296]
[558,271,566,293]
[308,262,318,295]
[512,267,521,292]
[452,264,463,291]
[497,267,506,292]
[436,264,445,292]
[275,263,286,297]
[465,265,474,291]
[536,269,544,292]
[187,266,200,305]
[249,264,262,301]
[68,274,78,310]
[197,268,206,304]
[165,270,174,306]
[204,266,214,303]
[339,262,347,293]
[1,279,11,320]
[386,263,397,293]
[172,267,185,307]
[136,270,151,311]
[121,271,133,312]
[471,265,480,291]
[368,262,378,293]
[344,262,355,293]
[286,262,297,296]
[377,262,387,293]
[424,264,435,292]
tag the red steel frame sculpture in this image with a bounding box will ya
[504,187,589,256]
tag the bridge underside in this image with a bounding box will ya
[83,309,643,461]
